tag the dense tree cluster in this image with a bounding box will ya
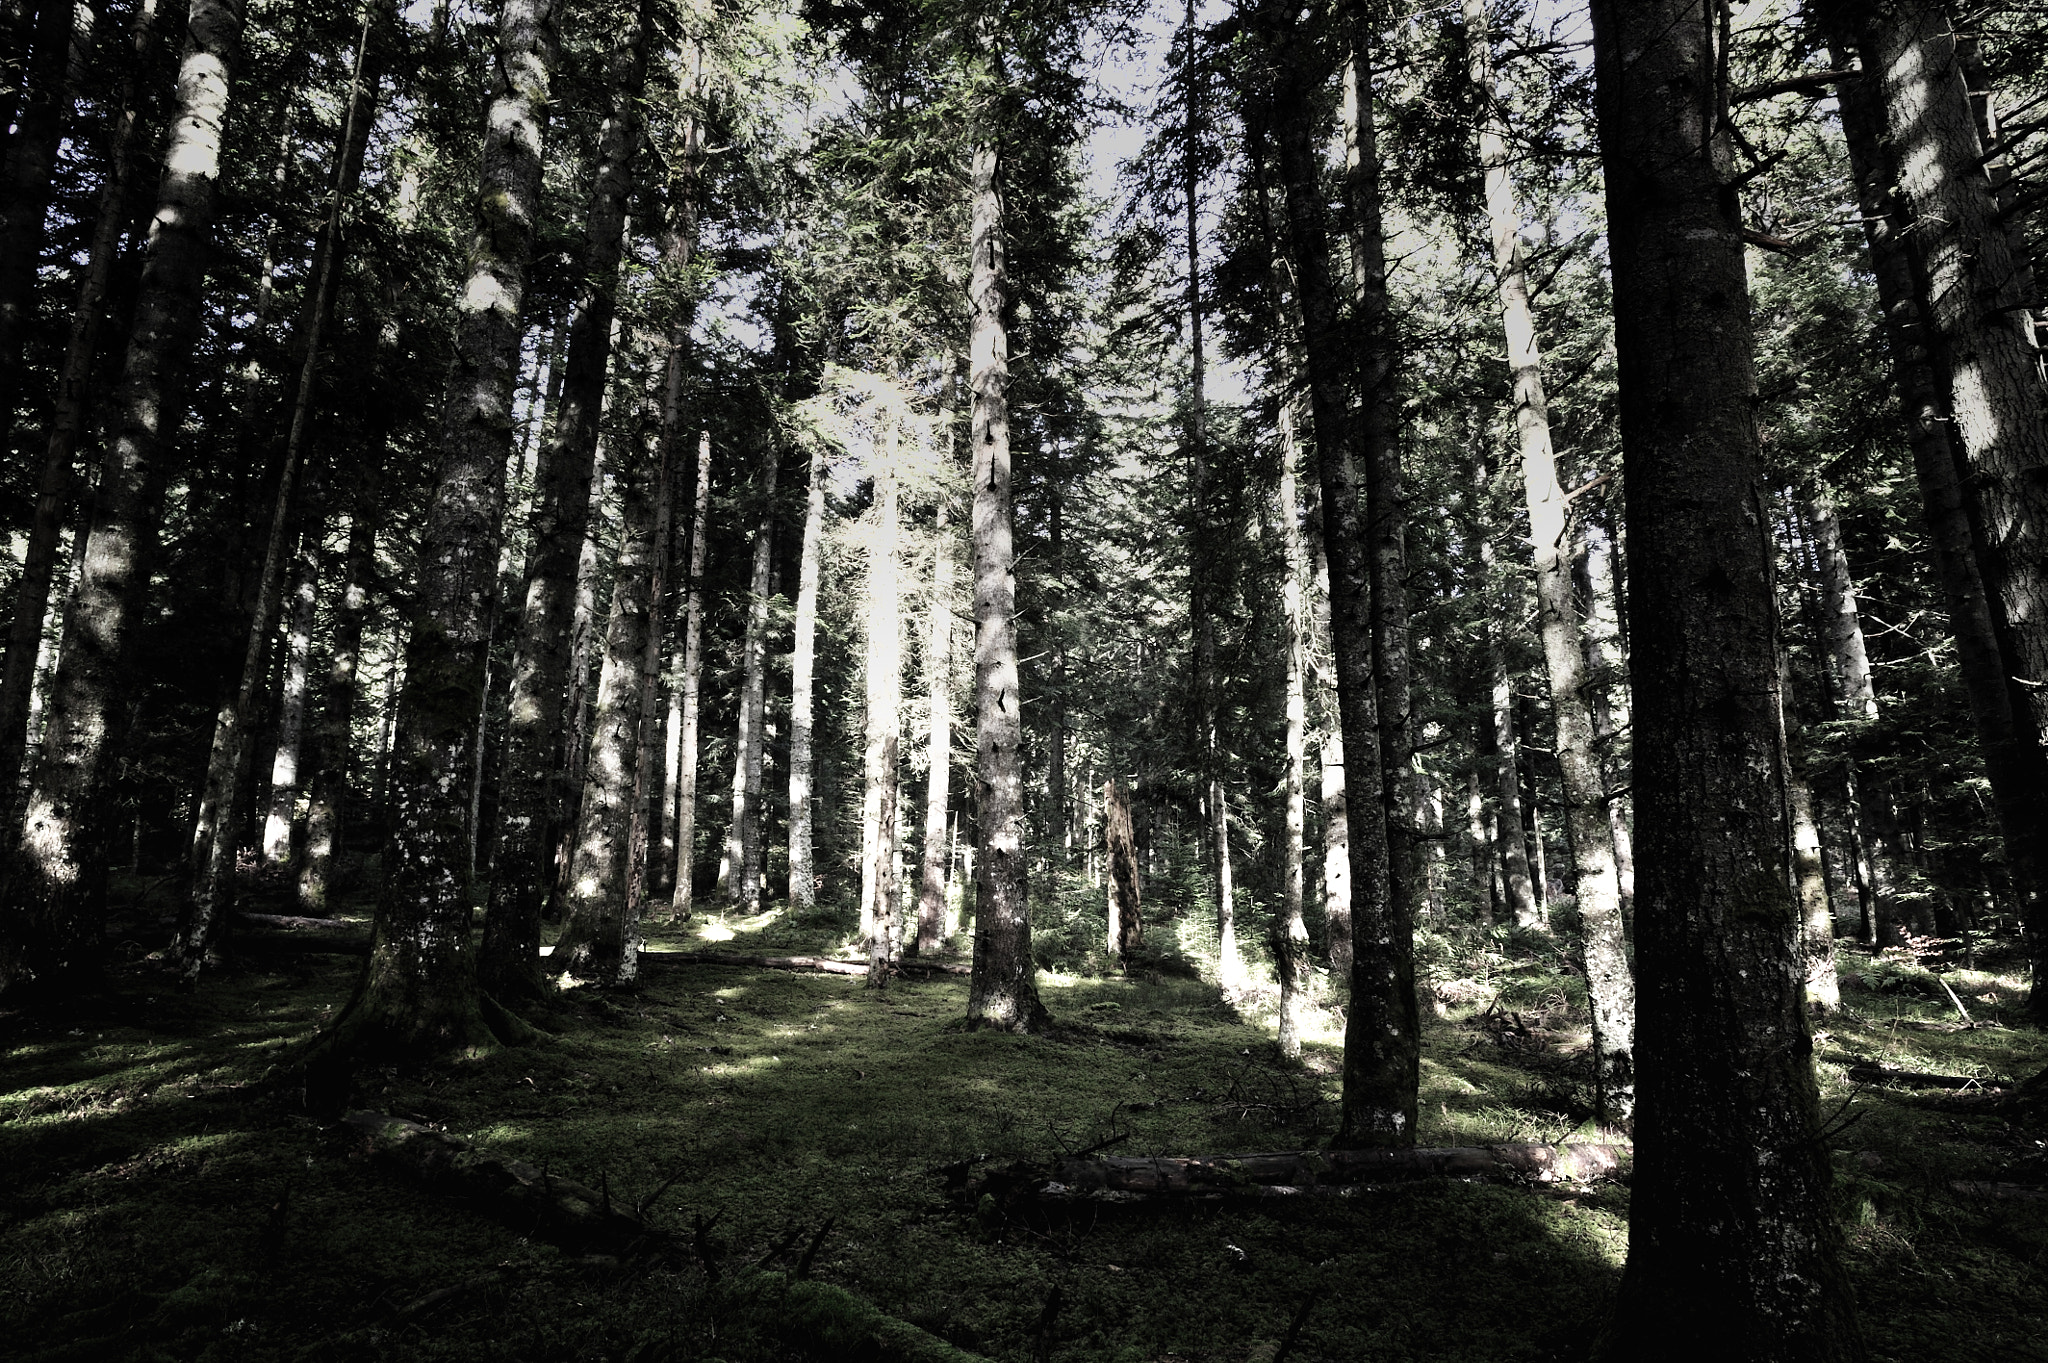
[2,0,2044,1352]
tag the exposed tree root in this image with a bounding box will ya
[644,950,972,979]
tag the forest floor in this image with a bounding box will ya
[3,885,2046,1363]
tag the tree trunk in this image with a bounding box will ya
[177,6,384,975]
[668,432,714,920]
[309,0,557,1062]
[1845,1,2048,1015]
[718,446,779,910]
[481,1,650,1001]
[1343,8,1419,1002]
[0,0,92,429]
[963,97,1049,1033]
[1587,1,1863,1353]
[862,421,903,986]
[552,402,669,987]
[1464,0,1632,1121]
[1313,536,1351,981]
[551,444,607,922]
[1279,397,1309,1055]
[2,0,248,998]
[0,0,162,804]
[913,470,957,954]
[1782,654,1840,1012]
[1263,1,1408,1147]
[1105,776,1140,961]
[259,518,326,863]
[1487,619,1538,927]
[624,401,675,922]
[298,478,380,915]
[788,438,826,915]
[1576,515,1634,912]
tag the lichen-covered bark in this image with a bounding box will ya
[483,0,650,1000]
[1262,0,1408,1147]
[963,120,1048,1034]
[316,0,557,1059]
[2,0,246,997]
[1464,0,1632,1123]
[1587,1,1863,1354]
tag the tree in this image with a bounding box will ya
[2,0,249,998]
[308,0,559,1061]
[1586,0,1864,1353]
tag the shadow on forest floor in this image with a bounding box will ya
[2,898,2045,1362]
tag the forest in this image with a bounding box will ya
[1,0,2046,1358]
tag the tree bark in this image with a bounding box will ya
[1343,6,1419,1002]
[481,0,651,1001]
[552,398,669,988]
[669,431,712,919]
[298,478,380,915]
[913,458,957,954]
[1278,397,1309,1056]
[0,0,92,430]
[258,516,326,864]
[1464,0,1633,1123]
[1263,1,1409,1147]
[2,0,247,998]
[788,438,826,915]
[311,0,557,1061]
[1105,776,1141,961]
[1843,1,2048,1015]
[1587,1,1864,1354]
[1781,653,1840,1012]
[717,445,779,910]
[178,6,383,975]
[963,93,1048,1033]
[0,0,162,804]
[862,420,904,986]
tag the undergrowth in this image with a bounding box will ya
[1,893,2042,1362]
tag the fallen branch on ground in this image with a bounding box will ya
[952,1142,1631,1207]
[1835,1059,2009,1091]
[644,950,973,978]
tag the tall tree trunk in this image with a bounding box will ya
[259,516,326,863]
[1343,4,1419,994]
[553,404,669,987]
[1823,23,2042,972]
[1263,1,1408,1147]
[481,0,650,1001]
[1278,398,1309,1056]
[551,442,606,922]
[2,0,247,998]
[788,438,825,914]
[914,434,958,955]
[717,446,778,910]
[862,421,903,985]
[0,0,162,803]
[1486,607,1537,926]
[0,0,93,431]
[963,98,1048,1033]
[1180,0,1232,980]
[1465,765,1490,923]
[1781,653,1840,1012]
[1587,1,1863,1353]
[309,0,557,1062]
[1576,515,1635,912]
[1105,776,1141,961]
[1313,516,1350,980]
[668,431,712,919]
[1464,0,1632,1121]
[177,6,381,975]
[624,399,675,920]
[298,476,380,914]
[1842,1,2048,1014]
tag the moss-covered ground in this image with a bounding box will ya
[3,894,2044,1362]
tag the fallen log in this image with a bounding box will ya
[1839,1061,2008,1091]
[343,1111,656,1255]
[643,950,973,979]
[956,1142,1631,1207]
[1951,1180,2048,1204]
[238,911,359,932]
